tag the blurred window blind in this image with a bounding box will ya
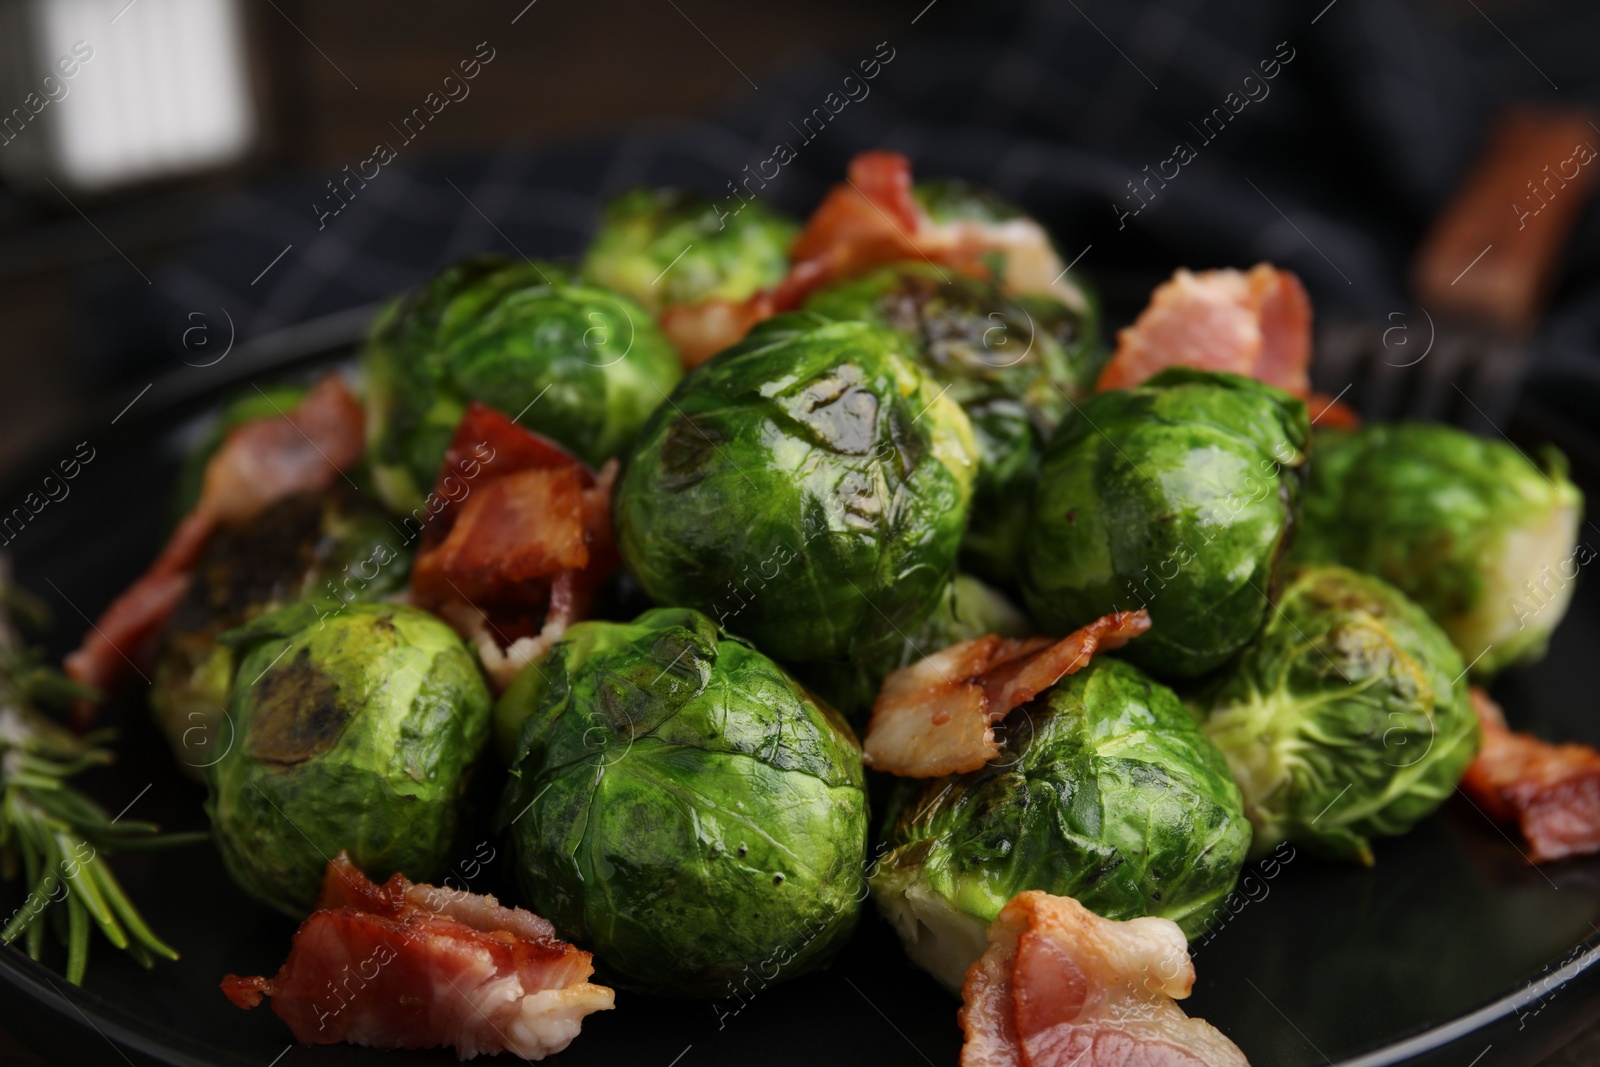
[0,0,254,192]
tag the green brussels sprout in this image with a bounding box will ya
[496,607,868,997]
[792,572,1031,723]
[153,488,413,774]
[206,602,491,916]
[872,656,1250,991]
[362,254,681,510]
[804,263,1107,582]
[1022,367,1308,679]
[172,383,309,518]
[614,313,979,664]
[1197,565,1480,865]
[1292,423,1585,677]
[580,188,798,312]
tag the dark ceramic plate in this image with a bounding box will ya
[1,307,1598,1067]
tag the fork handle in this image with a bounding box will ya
[1411,107,1600,334]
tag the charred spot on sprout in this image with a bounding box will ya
[153,487,412,776]
[245,650,349,764]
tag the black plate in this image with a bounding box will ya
[2,308,1599,1067]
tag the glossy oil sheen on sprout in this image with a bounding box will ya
[614,313,977,664]
[205,602,491,916]
[1198,565,1480,864]
[1022,367,1308,679]
[496,607,868,997]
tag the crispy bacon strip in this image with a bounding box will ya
[410,403,618,691]
[660,151,1086,366]
[1461,688,1600,863]
[1096,265,1313,396]
[863,611,1150,778]
[64,375,364,720]
[961,891,1249,1067]
[222,854,613,1060]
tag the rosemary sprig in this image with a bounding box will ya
[0,561,206,983]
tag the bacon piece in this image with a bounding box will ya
[863,611,1149,778]
[65,376,364,720]
[1460,688,1600,863]
[659,151,1085,365]
[222,854,613,1060]
[659,295,776,368]
[960,891,1249,1067]
[410,403,619,690]
[1307,390,1362,430]
[1096,265,1313,396]
[197,377,366,525]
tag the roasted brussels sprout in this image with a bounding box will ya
[872,656,1249,991]
[614,313,978,664]
[1293,423,1585,676]
[1197,565,1480,864]
[1022,367,1308,679]
[206,602,491,915]
[580,188,798,312]
[496,607,868,997]
[793,572,1031,723]
[362,255,681,510]
[804,263,1106,581]
[153,488,412,774]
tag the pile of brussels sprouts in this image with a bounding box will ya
[160,176,1584,1004]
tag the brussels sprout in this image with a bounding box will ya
[804,263,1107,582]
[1292,423,1585,676]
[152,488,413,774]
[362,255,680,510]
[1197,565,1480,865]
[793,572,1031,722]
[614,313,979,664]
[872,656,1249,991]
[496,607,868,996]
[581,188,798,312]
[206,602,491,915]
[1022,368,1308,679]
[172,383,309,518]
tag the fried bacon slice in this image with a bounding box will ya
[1096,265,1313,397]
[960,891,1249,1067]
[65,375,364,721]
[1460,688,1600,863]
[222,854,613,1060]
[410,403,619,690]
[863,611,1149,778]
[661,151,1087,366]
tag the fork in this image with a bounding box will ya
[1313,107,1598,430]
